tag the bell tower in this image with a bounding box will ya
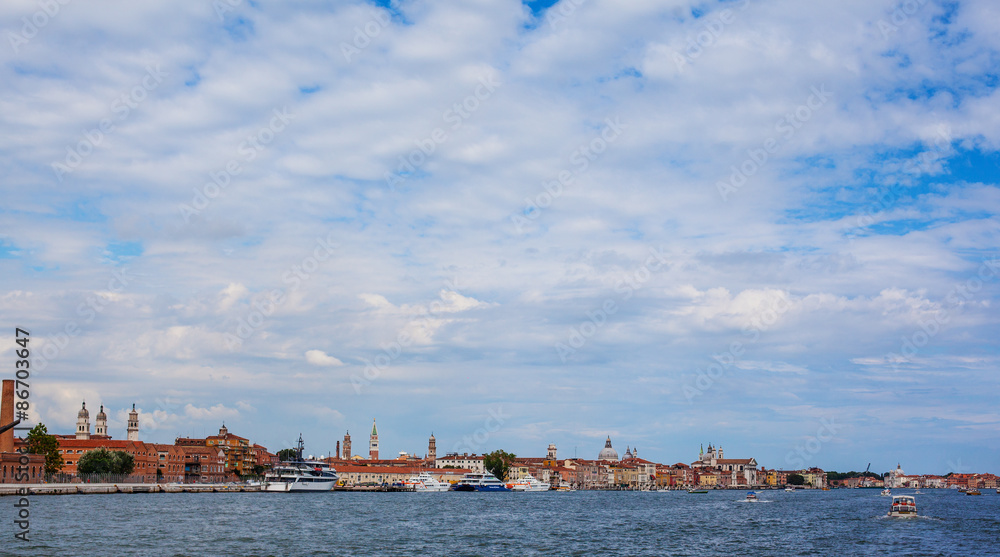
[343,431,352,460]
[428,433,436,462]
[76,402,90,440]
[369,419,379,460]
[95,405,108,437]
[127,404,139,441]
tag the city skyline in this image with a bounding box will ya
[1,0,999,475]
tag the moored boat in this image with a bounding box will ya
[403,471,450,492]
[507,475,550,492]
[263,461,338,492]
[887,495,917,517]
[552,481,574,492]
[451,472,510,492]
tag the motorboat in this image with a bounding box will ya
[552,481,575,491]
[966,489,982,496]
[450,472,510,492]
[507,475,550,492]
[403,471,450,492]
[263,461,339,492]
[746,491,758,501]
[262,434,338,492]
[784,486,795,492]
[887,495,917,518]
[687,488,709,494]
[880,488,892,496]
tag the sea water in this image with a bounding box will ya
[8,488,999,556]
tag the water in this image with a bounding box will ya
[7,489,999,556]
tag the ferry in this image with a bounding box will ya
[887,495,917,518]
[746,491,758,501]
[450,472,510,492]
[507,475,550,492]
[263,461,339,492]
[403,471,450,492]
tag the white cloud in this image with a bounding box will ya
[305,349,345,367]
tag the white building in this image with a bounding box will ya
[435,453,484,473]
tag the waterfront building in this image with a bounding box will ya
[691,443,759,486]
[435,453,484,473]
[1,380,46,483]
[369,419,379,460]
[176,424,255,476]
[179,445,228,482]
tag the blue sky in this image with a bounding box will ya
[1,0,998,475]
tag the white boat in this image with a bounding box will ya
[887,495,917,518]
[784,486,795,492]
[553,481,575,492]
[746,491,758,501]
[263,461,339,492]
[403,471,450,492]
[507,475,550,492]
[881,488,892,496]
[451,472,510,491]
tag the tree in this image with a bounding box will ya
[25,423,63,476]
[277,448,297,461]
[787,473,805,486]
[483,450,517,481]
[77,448,135,475]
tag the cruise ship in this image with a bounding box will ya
[450,472,511,492]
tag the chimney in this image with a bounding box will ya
[1,380,14,453]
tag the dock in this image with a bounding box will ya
[0,483,263,496]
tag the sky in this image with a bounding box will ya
[1,0,998,475]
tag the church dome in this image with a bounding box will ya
[77,402,89,419]
[598,436,619,461]
[96,405,107,420]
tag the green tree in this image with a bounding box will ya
[787,473,805,486]
[78,448,135,475]
[483,450,517,481]
[277,448,297,461]
[25,423,63,476]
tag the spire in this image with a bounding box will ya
[371,419,378,436]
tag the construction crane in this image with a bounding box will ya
[0,418,21,435]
